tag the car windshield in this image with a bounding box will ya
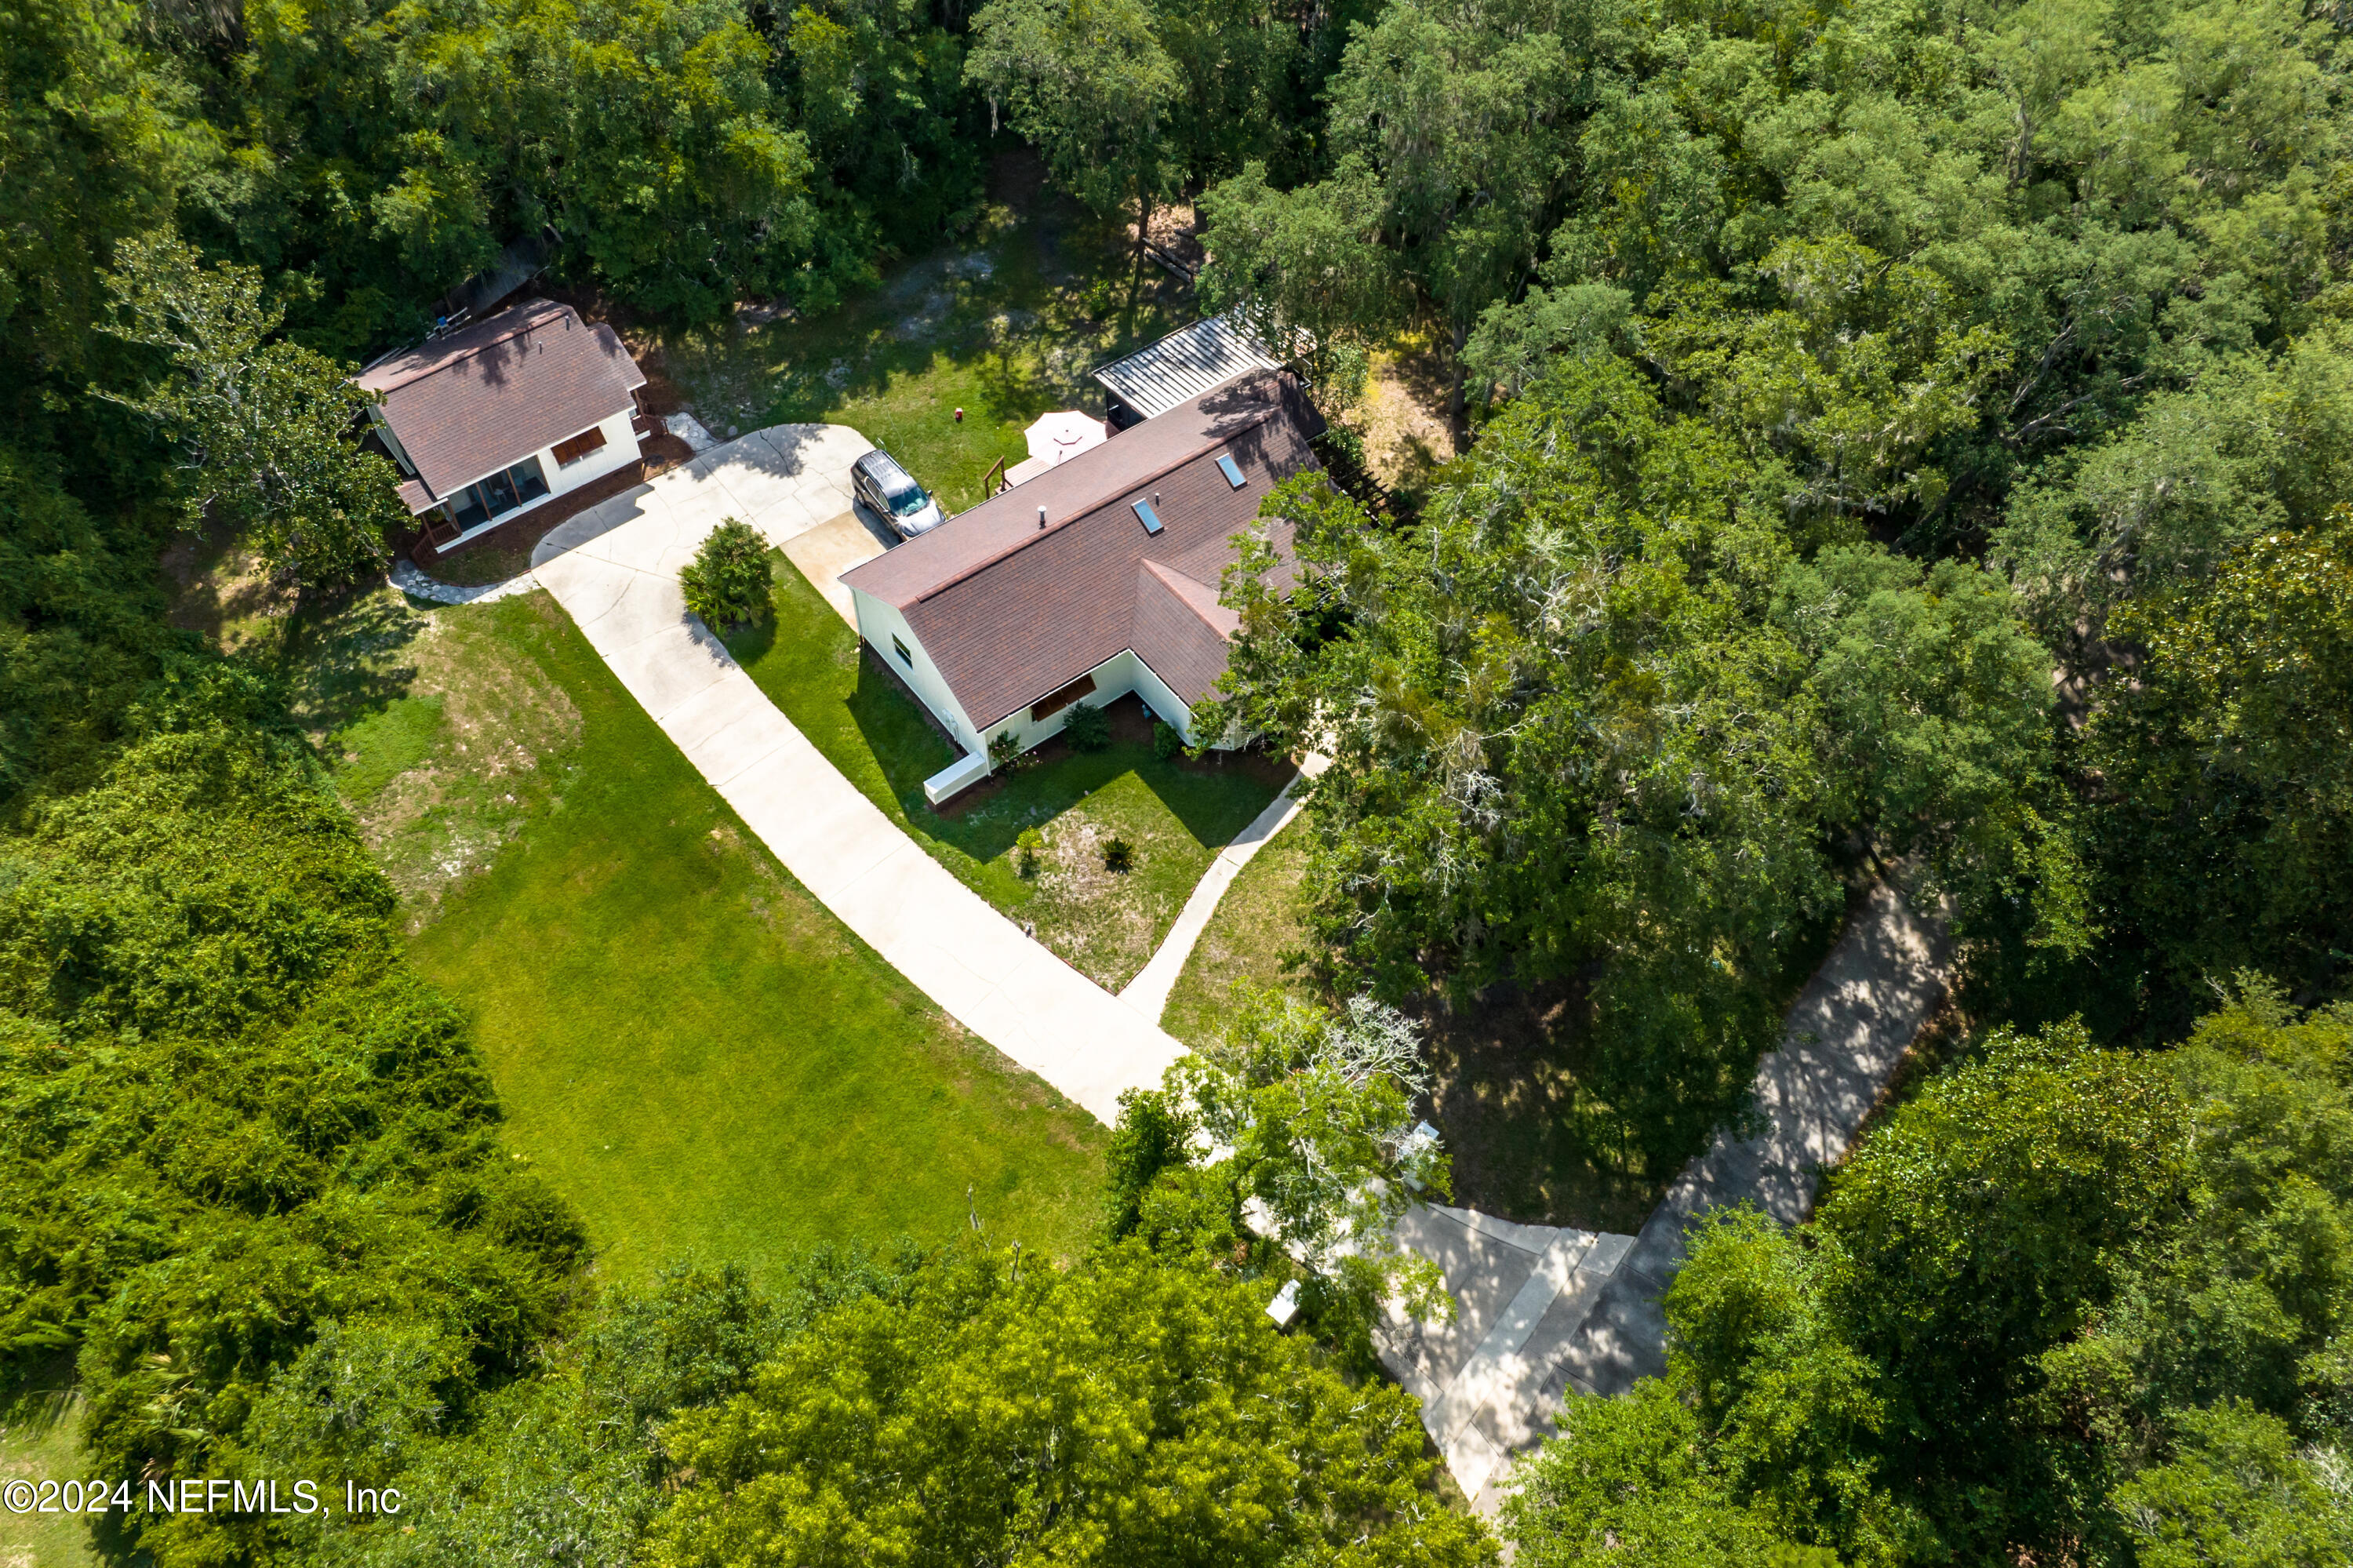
[886,485,930,517]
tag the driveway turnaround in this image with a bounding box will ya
[1386,879,1953,1512]
[529,424,1187,1125]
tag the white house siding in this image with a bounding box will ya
[849,585,984,753]
[543,408,641,498]
[846,605,1238,784]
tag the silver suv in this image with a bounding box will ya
[850,449,944,539]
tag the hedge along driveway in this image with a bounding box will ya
[400,591,1107,1279]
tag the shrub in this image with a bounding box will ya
[987,729,1027,774]
[678,518,771,631]
[1061,701,1110,752]
[1016,828,1043,878]
[1152,720,1184,760]
[1104,836,1135,872]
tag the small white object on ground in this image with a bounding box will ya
[1398,1121,1441,1191]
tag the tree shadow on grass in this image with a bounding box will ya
[1413,976,1678,1235]
[275,585,427,737]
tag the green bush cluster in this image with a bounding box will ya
[678,518,773,632]
[1152,719,1184,760]
[1060,700,1110,753]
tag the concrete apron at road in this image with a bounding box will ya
[528,423,1187,1125]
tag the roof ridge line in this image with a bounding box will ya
[915,403,1280,606]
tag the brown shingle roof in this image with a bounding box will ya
[356,300,646,506]
[843,373,1323,728]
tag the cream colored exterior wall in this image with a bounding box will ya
[849,585,984,753]
[542,408,641,498]
[849,592,1236,775]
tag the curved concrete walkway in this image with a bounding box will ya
[1118,755,1327,1026]
[526,424,1187,1124]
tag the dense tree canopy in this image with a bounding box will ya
[1203,355,2075,1162]
[653,1242,1492,1566]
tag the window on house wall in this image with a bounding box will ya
[892,635,914,668]
[552,425,609,467]
[1030,672,1097,723]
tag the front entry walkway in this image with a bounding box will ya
[528,424,1187,1125]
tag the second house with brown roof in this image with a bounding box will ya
[358,298,653,555]
[840,373,1324,803]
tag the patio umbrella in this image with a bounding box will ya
[1024,410,1106,467]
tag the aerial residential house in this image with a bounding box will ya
[357,299,654,555]
[840,370,1325,804]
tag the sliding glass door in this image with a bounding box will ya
[444,456,554,532]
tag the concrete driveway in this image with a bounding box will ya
[528,424,1187,1124]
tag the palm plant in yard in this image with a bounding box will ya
[680,518,772,631]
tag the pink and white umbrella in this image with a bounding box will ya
[1024,410,1106,467]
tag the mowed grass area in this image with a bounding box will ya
[318,591,1108,1279]
[656,155,1191,517]
[726,555,1291,991]
[1161,814,1318,1047]
[0,1359,96,1567]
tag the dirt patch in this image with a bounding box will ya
[1352,336,1462,494]
[1020,813,1166,980]
[163,528,300,651]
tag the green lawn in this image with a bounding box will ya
[656,164,1190,517]
[1162,814,1318,1046]
[348,592,1109,1281]
[726,555,1291,991]
[0,1359,96,1567]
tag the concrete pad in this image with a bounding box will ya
[1581,1231,1636,1275]
[603,632,736,722]
[532,549,632,624]
[1443,1421,1506,1502]
[1420,1231,1592,1443]
[1435,1204,1570,1255]
[668,680,796,784]
[577,573,692,656]
[1384,1208,1544,1392]
[727,781,904,904]
[744,493,827,548]
[535,485,667,567]
[781,511,893,625]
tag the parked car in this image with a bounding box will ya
[850,448,944,538]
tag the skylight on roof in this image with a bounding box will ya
[1133,498,1165,535]
[1216,454,1246,489]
